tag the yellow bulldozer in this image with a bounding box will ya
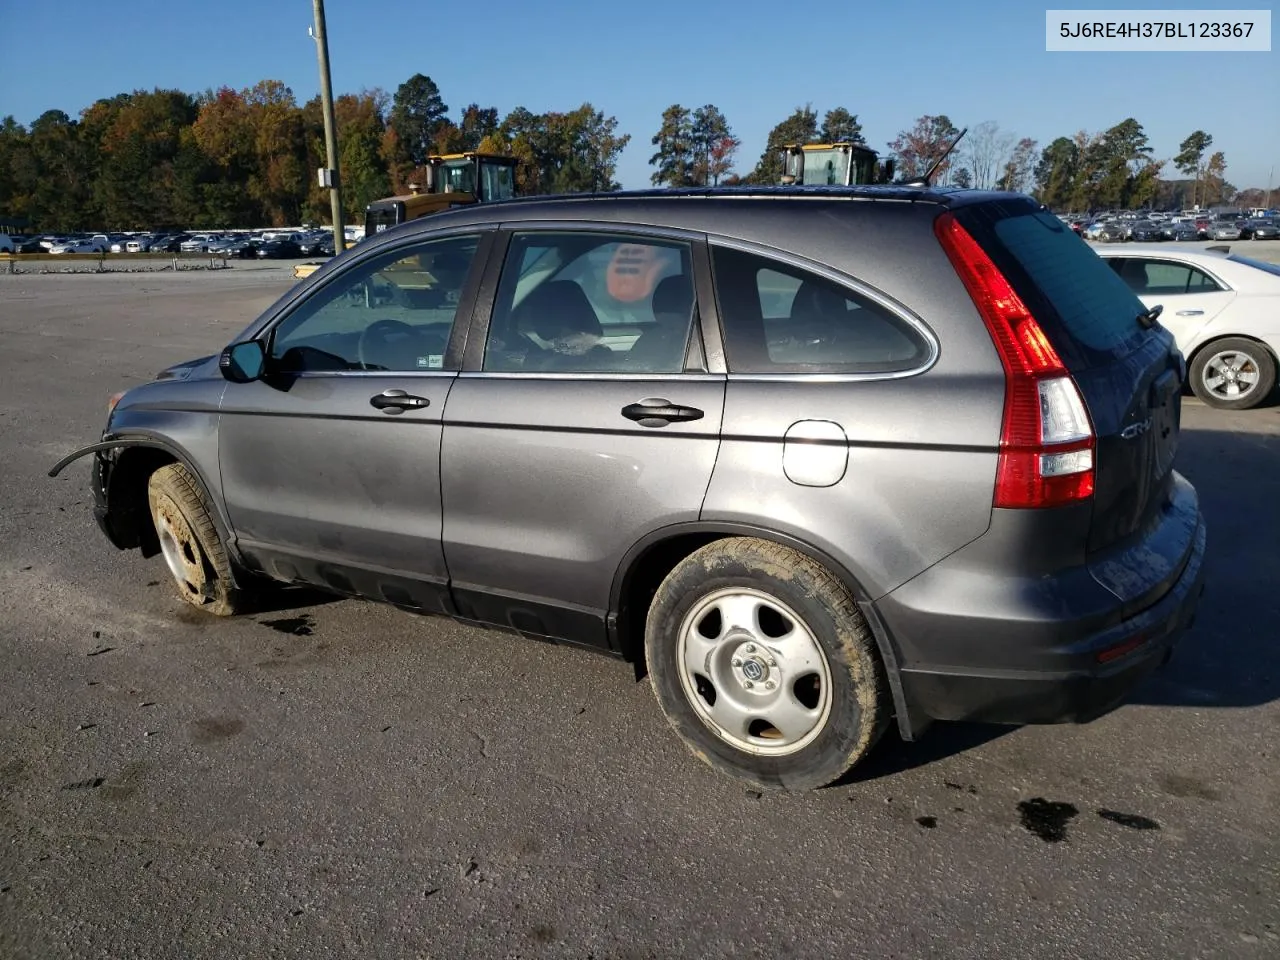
[293,151,520,280]
[363,151,519,237]
[778,141,895,186]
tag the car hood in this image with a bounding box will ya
[154,354,216,382]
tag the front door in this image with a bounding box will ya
[439,227,725,649]
[217,231,491,614]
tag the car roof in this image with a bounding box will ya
[368,184,1030,247]
[1099,244,1231,260]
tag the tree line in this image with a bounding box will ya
[0,75,1262,232]
[728,106,1254,212]
[0,74,631,232]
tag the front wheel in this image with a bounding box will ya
[147,463,246,616]
[644,538,890,792]
[1189,338,1276,410]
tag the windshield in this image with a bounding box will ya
[437,160,477,195]
[800,149,849,186]
[479,159,516,201]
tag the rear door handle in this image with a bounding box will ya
[621,397,704,427]
[1175,309,1204,316]
[370,389,430,413]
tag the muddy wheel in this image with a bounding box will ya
[644,537,890,792]
[147,463,244,616]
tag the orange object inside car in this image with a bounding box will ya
[606,244,666,302]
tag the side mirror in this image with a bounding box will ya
[219,340,266,383]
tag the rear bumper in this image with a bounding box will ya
[878,478,1208,726]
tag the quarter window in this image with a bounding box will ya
[269,234,481,372]
[482,232,697,374]
[710,245,931,374]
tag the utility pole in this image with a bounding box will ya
[310,0,344,254]
[1267,165,1274,210]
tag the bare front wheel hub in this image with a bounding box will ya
[733,645,772,691]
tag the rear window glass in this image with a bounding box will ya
[989,211,1147,358]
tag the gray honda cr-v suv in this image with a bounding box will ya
[52,186,1208,791]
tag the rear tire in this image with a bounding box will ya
[644,538,890,792]
[147,463,245,616]
[1189,337,1276,410]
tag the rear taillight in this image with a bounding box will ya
[935,212,1095,509]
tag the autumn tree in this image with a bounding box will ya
[691,105,737,186]
[887,115,960,182]
[91,90,200,228]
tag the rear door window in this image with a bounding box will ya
[482,231,697,374]
[956,203,1151,367]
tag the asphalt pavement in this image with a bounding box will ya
[1,267,1277,959]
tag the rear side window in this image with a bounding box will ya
[710,245,931,375]
[960,205,1149,365]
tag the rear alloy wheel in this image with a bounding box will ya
[644,538,889,792]
[1189,337,1276,410]
[147,463,245,616]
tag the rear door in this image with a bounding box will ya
[439,225,724,650]
[1102,255,1235,349]
[956,204,1190,600]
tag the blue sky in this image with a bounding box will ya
[2,0,1276,192]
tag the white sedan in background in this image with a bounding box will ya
[1097,245,1280,410]
[48,238,107,254]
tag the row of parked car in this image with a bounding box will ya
[1062,211,1280,244]
[0,228,337,259]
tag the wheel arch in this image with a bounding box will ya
[101,436,244,587]
[1185,331,1280,371]
[607,521,925,741]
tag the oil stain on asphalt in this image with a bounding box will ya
[260,615,316,637]
[1018,798,1079,843]
[1098,809,1161,830]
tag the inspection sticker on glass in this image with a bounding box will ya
[1046,9,1271,51]
[416,355,443,369]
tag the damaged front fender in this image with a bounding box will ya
[47,438,153,478]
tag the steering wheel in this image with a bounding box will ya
[357,318,418,370]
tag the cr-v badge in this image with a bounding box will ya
[1121,418,1153,440]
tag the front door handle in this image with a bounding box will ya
[1175,309,1204,316]
[621,397,704,427]
[370,389,430,413]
